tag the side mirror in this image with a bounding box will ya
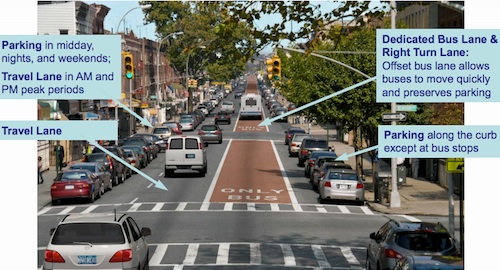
[50,228,56,235]
[141,227,152,237]
[362,178,366,182]
[204,142,208,147]
[369,232,376,240]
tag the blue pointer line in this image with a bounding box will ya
[335,145,379,161]
[89,141,167,191]
[113,99,153,127]
[258,76,376,126]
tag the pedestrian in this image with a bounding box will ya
[54,141,65,171]
[38,156,44,184]
[411,158,420,178]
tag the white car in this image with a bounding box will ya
[288,134,313,157]
[43,213,151,270]
[219,101,235,113]
[197,104,209,116]
[209,97,219,106]
[164,135,208,177]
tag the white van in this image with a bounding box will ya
[164,135,207,177]
[239,93,262,120]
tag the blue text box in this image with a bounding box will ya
[0,35,121,99]
[376,29,500,103]
[378,125,500,158]
[0,120,117,140]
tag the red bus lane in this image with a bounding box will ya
[209,140,293,203]
[235,75,267,132]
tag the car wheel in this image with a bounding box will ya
[365,254,371,270]
[218,138,222,144]
[318,193,324,204]
[52,200,58,206]
[120,171,126,183]
[107,179,113,191]
[89,191,95,203]
[113,174,119,186]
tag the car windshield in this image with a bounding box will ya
[86,155,107,163]
[327,172,358,181]
[202,126,218,131]
[304,140,328,148]
[51,223,125,245]
[69,164,96,172]
[311,152,337,159]
[153,128,169,134]
[180,118,193,123]
[124,150,134,157]
[293,135,312,142]
[395,232,454,252]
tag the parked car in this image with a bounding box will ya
[163,121,183,135]
[122,145,148,168]
[164,135,208,177]
[298,138,333,166]
[50,169,103,205]
[304,151,339,179]
[219,101,235,113]
[124,148,141,171]
[271,106,288,122]
[288,133,313,157]
[215,111,231,125]
[43,213,151,270]
[235,91,243,98]
[198,124,223,144]
[366,219,460,270]
[69,162,112,193]
[122,137,154,162]
[82,153,120,187]
[130,133,160,158]
[284,127,306,145]
[92,146,129,184]
[152,126,173,140]
[311,162,353,191]
[393,255,463,270]
[179,116,196,131]
[288,103,296,111]
[197,104,209,116]
[318,169,365,204]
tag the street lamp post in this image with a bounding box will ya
[185,45,206,113]
[115,4,151,138]
[156,32,183,109]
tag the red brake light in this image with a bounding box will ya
[309,160,315,165]
[198,130,205,135]
[109,249,133,262]
[324,181,331,187]
[107,156,113,170]
[384,248,403,259]
[356,183,364,189]
[44,250,65,263]
[291,143,297,147]
[215,115,220,118]
[165,143,169,149]
[286,134,291,138]
[301,150,308,154]
[199,143,203,149]
[214,130,221,134]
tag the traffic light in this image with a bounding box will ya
[272,56,281,80]
[123,52,134,79]
[188,79,197,88]
[265,58,274,80]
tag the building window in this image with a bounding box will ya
[59,29,69,35]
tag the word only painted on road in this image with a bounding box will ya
[221,188,284,201]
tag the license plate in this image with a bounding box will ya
[65,185,74,190]
[77,255,96,265]
[338,184,349,189]
[186,153,195,158]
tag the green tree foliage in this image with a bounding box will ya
[141,1,256,82]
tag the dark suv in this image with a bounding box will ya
[298,138,333,166]
[366,219,460,270]
[92,146,130,184]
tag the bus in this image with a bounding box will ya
[239,93,262,120]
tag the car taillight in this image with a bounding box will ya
[81,183,90,188]
[165,143,169,149]
[215,115,220,118]
[384,248,403,259]
[198,130,205,135]
[286,134,291,139]
[44,250,65,263]
[356,183,364,189]
[109,249,133,262]
[199,143,203,149]
[324,181,331,187]
[291,143,297,147]
[309,160,315,165]
[131,160,136,164]
[301,150,308,155]
[214,130,221,134]
[107,156,113,171]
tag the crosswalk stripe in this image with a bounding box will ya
[280,244,296,266]
[340,247,360,265]
[200,202,210,211]
[249,243,261,265]
[37,207,51,216]
[224,202,233,211]
[58,206,75,215]
[216,243,230,265]
[398,214,421,222]
[151,203,164,212]
[312,244,331,268]
[270,203,280,211]
[128,203,141,212]
[149,244,168,266]
[316,205,327,213]
[293,203,303,212]
[338,205,350,214]
[81,205,98,214]
[361,206,374,215]
[183,244,199,265]
[176,202,187,211]
[248,202,256,211]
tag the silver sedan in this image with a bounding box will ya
[318,169,365,205]
[197,124,222,144]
